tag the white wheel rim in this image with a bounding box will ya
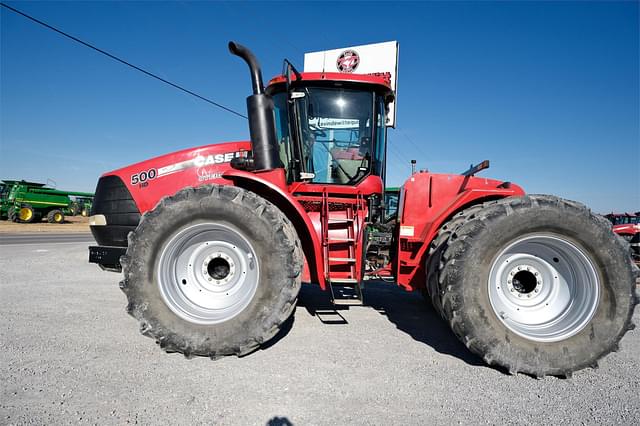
[488,234,600,342]
[157,222,259,325]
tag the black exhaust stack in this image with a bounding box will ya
[229,41,280,171]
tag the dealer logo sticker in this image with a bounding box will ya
[336,49,360,73]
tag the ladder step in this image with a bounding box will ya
[332,298,363,306]
[329,257,356,262]
[330,278,358,284]
[328,237,355,243]
[328,219,354,225]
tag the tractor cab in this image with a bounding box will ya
[265,73,394,188]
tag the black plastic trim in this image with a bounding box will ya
[90,175,140,246]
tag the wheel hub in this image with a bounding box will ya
[19,208,32,221]
[202,251,236,285]
[506,264,542,297]
[157,223,259,325]
[488,234,599,342]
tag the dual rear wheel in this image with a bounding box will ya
[427,195,637,377]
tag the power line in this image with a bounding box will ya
[0,2,247,119]
[395,126,430,160]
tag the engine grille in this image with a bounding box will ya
[90,175,140,247]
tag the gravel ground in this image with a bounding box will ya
[1,240,639,425]
[0,216,90,233]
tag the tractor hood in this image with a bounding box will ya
[99,141,251,215]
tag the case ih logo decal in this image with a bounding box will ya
[193,152,243,167]
[336,49,360,73]
[132,151,248,187]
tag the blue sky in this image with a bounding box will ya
[1,1,638,212]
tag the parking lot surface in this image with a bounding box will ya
[1,237,639,425]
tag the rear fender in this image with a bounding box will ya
[397,172,525,290]
[223,169,326,289]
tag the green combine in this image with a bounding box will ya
[0,180,94,224]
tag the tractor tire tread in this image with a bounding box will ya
[435,194,637,377]
[121,184,303,359]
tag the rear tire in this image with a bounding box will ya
[425,203,489,316]
[120,185,303,358]
[431,195,637,377]
[47,209,65,224]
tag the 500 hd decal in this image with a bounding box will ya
[130,168,157,186]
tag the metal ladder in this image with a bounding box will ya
[322,191,364,305]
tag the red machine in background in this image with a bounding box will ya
[88,42,637,378]
[605,212,640,261]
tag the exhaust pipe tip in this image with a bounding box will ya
[228,41,240,56]
[228,40,264,95]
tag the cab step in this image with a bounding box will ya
[328,278,363,305]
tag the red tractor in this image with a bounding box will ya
[605,212,640,261]
[89,42,637,377]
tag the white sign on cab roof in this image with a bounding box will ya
[303,41,399,127]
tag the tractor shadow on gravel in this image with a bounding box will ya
[297,280,485,368]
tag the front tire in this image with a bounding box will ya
[8,207,17,222]
[432,195,637,377]
[16,205,36,223]
[121,185,303,358]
